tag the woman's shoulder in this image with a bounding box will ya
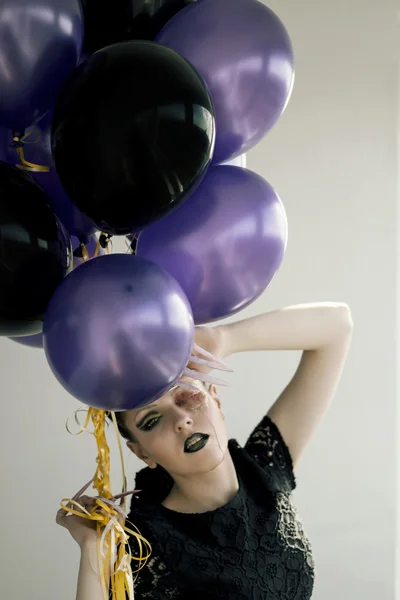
[228,415,296,494]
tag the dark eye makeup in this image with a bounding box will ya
[136,389,203,432]
[137,412,162,431]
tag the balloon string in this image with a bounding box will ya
[94,236,102,258]
[12,131,50,172]
[110,411,128,513]
[73,243,90,267]
[62,407,152,600]
[73,236,105,268]
[126,233,141,255]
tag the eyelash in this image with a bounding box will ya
[139,415,161,431]
[138,390,200,432]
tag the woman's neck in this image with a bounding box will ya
[161,448,239,514]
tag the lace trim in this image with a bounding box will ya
[244,415,296,492]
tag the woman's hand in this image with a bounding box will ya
[56,495,98,549]
[195,325,228,359]
[188,326,229,375]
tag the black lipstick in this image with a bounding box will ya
[184,433,209,453]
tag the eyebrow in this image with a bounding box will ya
[134,402,158,424]
[134,384,183,420]
[133,382,189,426]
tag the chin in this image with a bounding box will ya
[206,437,228,466]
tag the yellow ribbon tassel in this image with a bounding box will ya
[12,131,50,173]
[73,237,104,268]
[61,407,152,600]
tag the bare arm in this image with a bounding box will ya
[76,541,110,600]
[221,303,354,467]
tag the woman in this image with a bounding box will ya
[57,302,353,599]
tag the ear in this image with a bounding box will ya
[209,384,224,414]
[126,441,158,469]
[208,384,218,398]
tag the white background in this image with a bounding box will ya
[0,1,398,599]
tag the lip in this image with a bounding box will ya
[184,433,209,453]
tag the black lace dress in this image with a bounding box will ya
[126,416,315,599]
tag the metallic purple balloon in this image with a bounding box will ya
[156,0,294,164]
[137,166,288,324]
[0,115,96,240]
[0,0,84,131]
[43,254,194,411]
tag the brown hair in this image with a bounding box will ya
[105,411,174,505]
[106,382,215,505]
[108,410,137,442]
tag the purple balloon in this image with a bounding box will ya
[137,166,288,324]
[0,114,96,240]
[156,0,294,164]
[71,235,104,269]
[43,254,194,411]
[0,0,84,131]
[9,333,43,349]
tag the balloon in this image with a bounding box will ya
[0,162,73,337]
[80,0,196,53]
[137,165,288,324]
[156,0,294,164]
[52,41,215,235]
[0,0,84,131]
[7,235,101,347]
[0,115,96,240]
[43,254,194,411]
[222,154,247,168]
[78,52,91,65]
[130,0,197,42]
[9,332,43,348]
[71,235,104,269]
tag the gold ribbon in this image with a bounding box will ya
[12,130,50,173]
[61,407,152,600]
[73,235,110,268]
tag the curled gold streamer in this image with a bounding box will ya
[62,407,152,600]
[12,131,50,173]
[93,236,102,258]
[73,240,98,269]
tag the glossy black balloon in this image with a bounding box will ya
[51,41,215,235]
[0,162,73,337]
[80,0,196,53]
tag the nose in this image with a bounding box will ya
[174,409,194,432]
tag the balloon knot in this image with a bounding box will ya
[11,136,24,148]
[100,233,112,249]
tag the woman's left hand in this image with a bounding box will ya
[188,325,229,375]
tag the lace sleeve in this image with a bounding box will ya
[244,415,296,493]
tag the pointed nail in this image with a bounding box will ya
[73,478,94,500]
[192,343,232,371]
[189,354,233,373]
[183,367,230,387]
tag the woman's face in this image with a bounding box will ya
[123,379,228,477]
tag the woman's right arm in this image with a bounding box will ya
[56,495,111,600]
[76,541,110,600]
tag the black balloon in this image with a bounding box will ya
[80,0,196,53]
[51,41,215,235]
[0,162,73,337]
